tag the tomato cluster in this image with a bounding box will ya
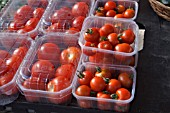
[22,42,81,103]
[8,0,48,39]
[75,66,133,110]
[0,46,28,95]
[95,1,135,19]
[47,1,89,34]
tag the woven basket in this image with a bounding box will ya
[149,0,170,21]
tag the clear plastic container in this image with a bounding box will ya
[16,33,81,104]
[72,63,136,112]
[91,0,138,20]
[40,0,95,35]
[0,34,33,105]
[0,0,49,40]
[79,16,139,67]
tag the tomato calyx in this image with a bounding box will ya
[110,93,118,99]
[86,28,93,34]
[90,91,97,97]
[96,7,105,13]
[103,77,110,84]
[96,66,102,73]
[77,71,85,79]
[102,90,110,94]
[117,33,123,43]
[99,36,108,42]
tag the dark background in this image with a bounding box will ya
[1,0,170,113]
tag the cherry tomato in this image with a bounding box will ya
[17,28,27,34]
[78,70,94,86]
[120,29,135,44]
[98,41,113,50]
[83,41,98,56]
[0,50,11,60]
[116,5,125,13]
[95,12,105,16]
[95,7,106,15]
[129,56,135,66]
[8,21,25,31]
[60,47,81,66]
[12,46,28,59]
[72,16,85,31]
[118,72,133,89]
[84,27,100,43]
[14,5,33,23]
[78,100,92,109]
[106,79,121,94]
[123,9,135,18]
[114,43,133,53]
[114,14,124,19]
[55,64,75,80]
[112,88,131,100]
[6,56,22,72]
[97,91,111,110]
[106,10,116,17]
[27,0,48,8]
[0,58,9,75]
[95,66,112,79]
[33,8,45,19]
[47,23,66,32]
[76,85,91,96]
[65,27,80,34]
[90,76,106,92]
[72,2,89,17]
[25,18,39,30]
[0,68,14,86]
[31,60,55,80]
[107,33,119,47]
[99,24,115,37]
[37,43,60,64]
[47,76,70,92]
[104,1,116,11]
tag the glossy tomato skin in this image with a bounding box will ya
[96,7,106,15]
[114,43,133,53]
[0,68,14,86]
[0,50,11,60]
[97,92,111,110]
[106,79,121,94]
[72,16,85,31]
[83,41,98,56]
[114,14,124,19]
[78,70,94,86]
[55,64,75,80]
[12,46,28,59]
[104,1,116,11]
[72,2,89,17]
[99,24,115,37]
[106,10,116,17]
[33,8,45,19]
[8,21,25,31]
[25,18,40,30]
[84,27,100,43]
[118,72,133,89]
[116,5,125,13]
[107,33,119,47]
[98,41,113,50]
[47,23,65,32]
[0,58,9,75]
[60,47,81,66]
[95,67,112,79]
[31,60,55,80]
[90,76,106,92]
[123,9,135,18]
[14,5,33,23]
[76,85,91,96]
[115,88,131,100]
[37,43,60,65]
[120,29,135,44]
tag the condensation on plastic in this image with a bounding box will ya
[72,63,136,112]
[39,0,95,35]
[0,0,50,39]
[92,0,139,20]
[0,34,33,105]
[79,16,139,67]
[16,33,81,105]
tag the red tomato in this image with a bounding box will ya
[98,41,113,50]
[118,72,133,89]
[6,56,22,72]
[0,68,14,86]
[55,64,75,80]
[83,41,98,56]
[47,23,65,32]
[112,88,131,100]
[106,79,121,93]
[106,10,116,17]
[104,1,116,11]
[78,100,92,108]
[14,5,33,23]
[95,7,106,15]
[0,50,11,60]
[51,9,73,24]
[95,12,105,16]
[107,33,119,47]
[8,21,25,31]
[84,27,100,43]
[97,92,111,110]
[90,76,106,92]
[12,46,28,59]
[78,70,94,86]
[116,5,125,13]
[33,8,44,19]
[31,60,55,80]
[114,14,124,19]
[123,9,135,18]
[72,16,85,31]
[17,28,27,34]
[0,58,9,75]
[27,0,48,8]
[76,85,91,96]
[99,24,115,37]
[114,43,133,53]
[120,29,135,44]
[37,43,60,65]
[25,18,39,30]
[60,47,81,66]
[95,67,112,79]
[72,2,89,17]
[65,27,80,34]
